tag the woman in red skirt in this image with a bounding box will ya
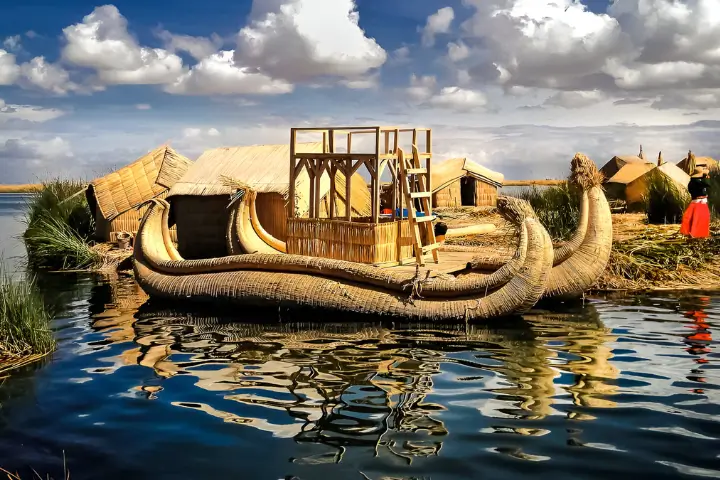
[680,165,711,238]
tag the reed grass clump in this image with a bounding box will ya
[514,183,580,241]
[23,179,99,270]
[643,170,689,225]
[0,264,56,373]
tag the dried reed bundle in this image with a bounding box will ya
[570,153,605,190]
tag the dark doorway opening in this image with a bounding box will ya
[460,177,476,206]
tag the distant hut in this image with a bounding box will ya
[677,150,718,174]
[167,142,371,260]
[599,145,651,179]
[625,161,690,209]
[603,162,656,202]
[86,145,192,242]
[430,158,504,208]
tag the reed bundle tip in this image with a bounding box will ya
[570,153,604,190]
[497,196,537,225]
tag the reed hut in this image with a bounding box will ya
[677,150,719,174]
[603,162,655,202]
[167,142,371,259]
[625,162,689,207]
[430,157,504,208]
[599,146,651,180]
[86,145,192,242]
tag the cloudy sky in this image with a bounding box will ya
[1,0,719,183]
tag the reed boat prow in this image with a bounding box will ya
[542,153,613,300]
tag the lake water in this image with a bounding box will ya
[0,200,718,479]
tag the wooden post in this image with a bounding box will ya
[372,127,381,223]
[390,164,397,220]
[345,159,352,221]
[308,161,316,219]
[314,160,323,218]
[395,129,401,219]
[289,128,296,218]
[426,129,432,201]
[328,131,336,218]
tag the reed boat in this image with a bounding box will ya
[133,126,609,318]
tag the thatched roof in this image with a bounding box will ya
[604,162,655,185]
[599,155,651,180]
[431,157,504,192]
[654,162,691,187]
[168,142,370,216]
[625,162,690,205]
[87,145,192,221]
[677,155,718,174]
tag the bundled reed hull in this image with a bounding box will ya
[133,196,554,321]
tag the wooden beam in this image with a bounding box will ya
[329,163,337,218]
[289,128,296,217]
[372,127,381,222]
[502,180,566,186]
[294,153,377,160]
[345,159,352,221]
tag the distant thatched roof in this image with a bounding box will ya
[600,155,651,180]
[168,142,370,216]
[431,157,504,192]
[87,145,192,221]
[677,155,719,174]
[605,162,655,185]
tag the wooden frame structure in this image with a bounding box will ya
[286,126,436,266]
[288,126,432,223]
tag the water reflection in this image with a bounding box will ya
[681,297,713,394]
[83,282,624,465]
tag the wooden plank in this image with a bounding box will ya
[345,159,352,221]
[380,153,432,159]
[379,251,474,275]
[407,168,427,174]
[295,153,377,160]
[414,215,434,223]
[410,192,431,198]
[372,127,381,223]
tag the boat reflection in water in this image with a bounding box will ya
[86,280,619,464]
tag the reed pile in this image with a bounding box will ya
[643,169,688,225]
[0,264,56,376]
[23,179,100,270]
[596,229,720,290]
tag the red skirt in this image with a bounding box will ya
[680,201,710,238]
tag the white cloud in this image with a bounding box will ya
[427,86,488,111]
[156,29,223,61]
[0,99,66,124]
[447,41,470,62]
[235,0,386,82]
[19,57,80,95]
[340,73,379,89]
[391,46,410,65]
[3,35,21,52]
[421,7,455,47]
[135,104,151,110]
[25,31,38,39]
[651,90,720,110]
[461,0,623,90]
[61,5,185,85]
[165,50,293,96]
[406,74,437,102]
[544,90,607,109]
[0,49,20,85]
[0,137,74,182]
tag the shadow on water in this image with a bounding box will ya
[0,274,718,479]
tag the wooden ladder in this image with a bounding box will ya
[397,146,439,266]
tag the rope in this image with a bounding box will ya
[401,264,431,304]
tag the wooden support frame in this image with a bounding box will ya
[287,124,433,226]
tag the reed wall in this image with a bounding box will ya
[432,178,497,208]
[256,192,288,241]
[286,217,415,264]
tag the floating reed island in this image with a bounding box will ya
[133,125,613,320]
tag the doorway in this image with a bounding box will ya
[460,177,476,206]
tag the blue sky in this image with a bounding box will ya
[1,0,719,182]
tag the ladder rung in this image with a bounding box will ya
[410,192,431,199]
[407,168,427,174]
[422,243,440,252]
[413,215,434,222]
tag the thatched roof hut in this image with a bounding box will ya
[86,145,192,242]
[598,162,654,202]
[625,162,690,208]
[167,142,371,259]
[599,146,651,180]
[677,150,719,174]
[430,157,504,208]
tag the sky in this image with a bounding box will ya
[1,0,719,183]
